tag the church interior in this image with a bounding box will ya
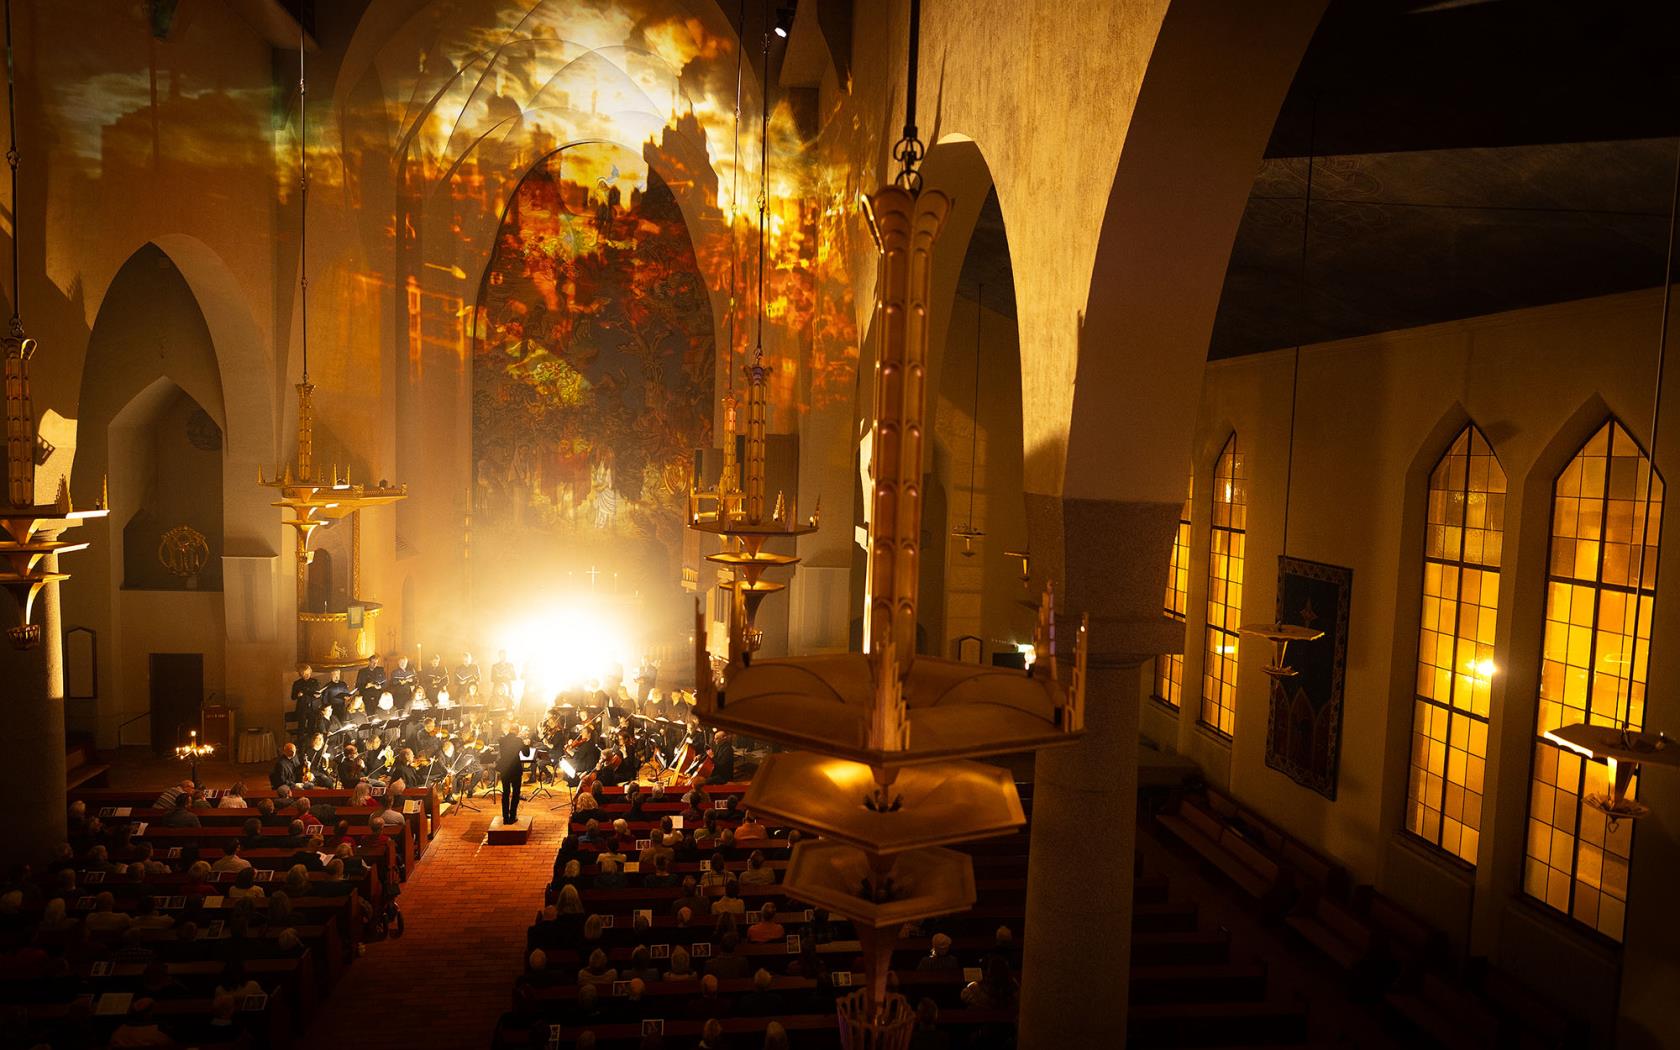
[1,0,1678,1047]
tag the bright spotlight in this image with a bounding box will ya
[500,601,637,700]
[773,5,794,38]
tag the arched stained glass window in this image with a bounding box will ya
[1405,425,1504,864]
[1155,476,1193,708]
[1202,436,1245,737]
[1524,419,1661,941]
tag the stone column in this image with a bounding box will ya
[0,546,69,867]
[1017,496,1182,1048]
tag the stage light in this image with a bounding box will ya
[500,600,638,699]
[378,691,394,711]
[773,5,795,37]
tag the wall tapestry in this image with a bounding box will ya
[472,142,714,610]
[1264,555,1353,799]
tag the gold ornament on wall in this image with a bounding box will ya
[157,525,209,585]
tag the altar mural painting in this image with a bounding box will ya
[473,142,713,607]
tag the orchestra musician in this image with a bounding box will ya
[452,652,482,703]
[707,730,736,784]
[421,653,449,701]
[321,667,353,721]
[300,732,338,788]
[339,742,366,787]
[490,650,517,702]
[290,664,321,736]
[389,655,418,707]
[355,654,386,700]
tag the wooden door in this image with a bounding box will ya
[149,653,203,754]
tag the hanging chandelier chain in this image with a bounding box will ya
[4,0,20,337]
[297,24,310,382]
[965,283,982,529]
[1618,133,1680,738]
[754,3,770,365]
[726,0,746,394]
[1281,96,1317,562]
[892,0,925,191]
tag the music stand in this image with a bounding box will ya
[526,747,556,802]
[555,758,581,812]
[449,757,484,814]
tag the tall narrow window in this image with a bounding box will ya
[1405,425,1504,864]
[1202,436,1246,736]
[1524,419,1661,941]
[1155,477,1193,708]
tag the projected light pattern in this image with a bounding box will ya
[473,143,713,595]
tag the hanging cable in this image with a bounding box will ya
[726,0,746,394]
[297,24,310,382]
[4,0,20,336]
[1281,96,1317,562]
[965,284,982,532]
[892,0,924,190]
[754,1,770,364]
[1617,133,1680,737]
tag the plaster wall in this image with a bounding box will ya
[1157,286,1680,1042]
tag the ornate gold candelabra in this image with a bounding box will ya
[0,333,107,649]
[174,729,214,787]
[693,181,1088,1040]
[259,381,406,663]
[687,362,818,664]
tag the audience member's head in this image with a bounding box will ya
[528,948,547,971]
[557,884,583,914]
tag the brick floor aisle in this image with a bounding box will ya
[304,801,569,1048]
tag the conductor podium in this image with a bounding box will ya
[487,816,532,845]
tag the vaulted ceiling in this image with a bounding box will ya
[1209,0,1680,358]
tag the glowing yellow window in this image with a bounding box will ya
[1201,436,1245,737]
[1155,476,1193,708]
[1523,419,1660,941]
[1406,425,1504,865]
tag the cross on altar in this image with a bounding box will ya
[586,565,601,589]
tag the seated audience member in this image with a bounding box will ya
[131,895,175,931]
[240,817,266,848]
[637,828,673,869]
[83,892,132,934]
[763,1022,791,1050]
[255,799,282,827]
[697,1018,726,1050]
[156,792,201,828]
[333,841,367,879]
[624,944,660,983]
[611,818,635,849]
[734,810,768,845]
[135,843,170,875]
[213,841,252,873]
[686,973,733,1019]
[218,781,249,809]
[704,930,750,980]
[290,836,326,872]
[909,998,950,1050]
[152,779,197,812]
[350,781,375,807]
[523,948,562,988]
[664,945,699,982]
[138,959,191,1001]
[203,993,240,1040]
[294,796,323,828]
[183,861,216,895]
[107,997,171,1048]
[641,853,679,889]
[672,875,710,917]
[576,947,617,986]
[746,900,785,943]
[283,819,310,848]
[712,878,746,917]
[737,967,783,1016]
[214,959,263,999]
[918,932,961,971]
[226,867,265,900]
[315,859,355,897]
[961,956,1020,1009]
[378,793,407,828]
[738,849,775,886]
[569,981,606,1028]
[699,851,728,889]
[576,818,605,847]
[594,857,627,889]
[606,976,649,1023]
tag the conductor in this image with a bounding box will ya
[496,721,528,825]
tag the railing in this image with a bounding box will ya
[116,709,150,749]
